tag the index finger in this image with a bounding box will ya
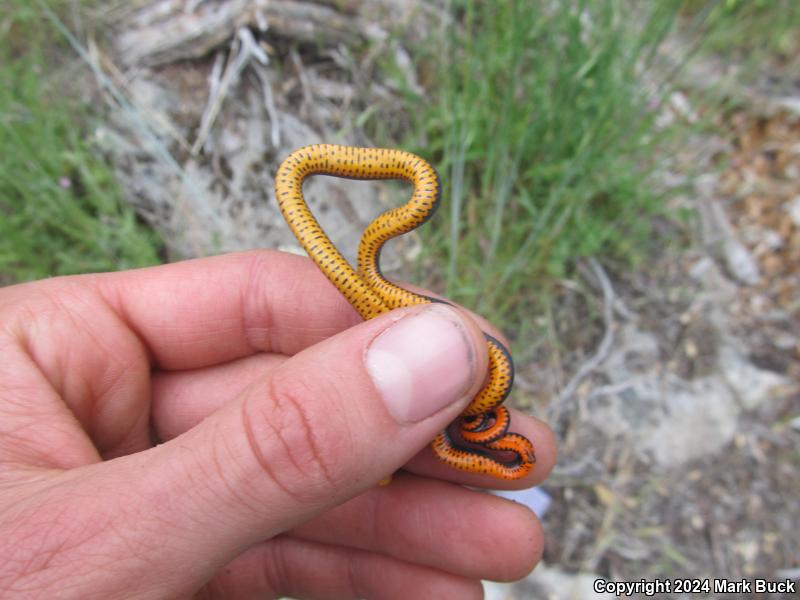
[91,249,512,371]
[94,250,361,370]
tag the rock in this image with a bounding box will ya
[696,190,762,286]
[718,346,789,411]
[687,256,739,300]
[579,318,789,468]
[723,237,761,285]
[786,195,800,227]
[588,375,739,466]
[688,256,716,281]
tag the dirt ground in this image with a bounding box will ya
[523,90,800,599]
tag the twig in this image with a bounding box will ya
[583,380,639,403]
[550,451,604,483]
[558,258,617,403]
[577,259,635,321]
[253,65,281,148]
[192,26,269,155]
[114,0,359,68]
[290,47,314,116]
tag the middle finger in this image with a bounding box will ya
[289,472,543,582]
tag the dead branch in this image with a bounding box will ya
[192,26,269,154]
[558,258,617,404]
[113,0,364,68]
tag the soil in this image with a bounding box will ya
[529,75,800,600]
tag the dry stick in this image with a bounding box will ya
[545,259,620,486]
[557,258,617,404]
[192,27,269,155]
[578,259,636,321]
[253,65,282,149]
[550,451,605,483]
[112,1,357,68]
[289,47,314,118]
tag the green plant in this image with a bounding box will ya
[686,0,800,59]
[377,0,685,348]
[0,1,162,282]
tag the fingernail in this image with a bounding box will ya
[366,304,478,424]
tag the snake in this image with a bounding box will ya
[274,144,535,480]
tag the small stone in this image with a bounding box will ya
[760,228,785,250]
[723,238,761,285]
[786,195,800,227]
[761,252,783,277]
[688,256,715,281]
[719,346,788,410]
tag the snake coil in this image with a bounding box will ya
[275,144,535,480]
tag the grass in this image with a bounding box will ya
[372,0,687,352]
[1,0,795,320]
[686,0,800,61]
[0,1,162,282]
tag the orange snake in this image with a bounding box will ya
[274,144,535,480]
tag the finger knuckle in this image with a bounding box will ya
[240,375,340,504]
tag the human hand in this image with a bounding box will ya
[0,250,556,599]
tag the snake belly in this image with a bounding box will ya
[274,144,535,480]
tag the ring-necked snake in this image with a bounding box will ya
[274,144,535,480]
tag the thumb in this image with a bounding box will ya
[177,302,487,533]
[80,303,485,592]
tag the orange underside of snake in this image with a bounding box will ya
[274,144,535,480]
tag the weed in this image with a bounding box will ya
[686,0,800,60]
[0,1,161,282]
[376,0,686,352]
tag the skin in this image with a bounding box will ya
[0,250,557,600]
